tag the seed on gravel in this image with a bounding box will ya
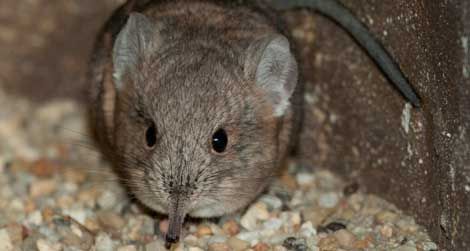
[318,222,346,233]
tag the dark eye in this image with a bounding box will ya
[212,129,228,153]
[145,122,157,148]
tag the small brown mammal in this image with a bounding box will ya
[88,0,419,247]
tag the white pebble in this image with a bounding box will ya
[240,202,270,231]
[260,195,283,210]
[207,235,227,245]
[300,221,317,238]
[188,247,204,251]
[36,239,62,251]
[236,231,261,244]
[25,210,43,226]
[296,172,315,186]
[98,190,118,210]
[263,218,283,231]
[318,192,339,208]
[63,208,87,225]
[94,232,115,251]
[421,241,438,251]
[0,229,13,251]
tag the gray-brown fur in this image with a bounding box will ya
[87,0,420,246]
[88,0,300,245]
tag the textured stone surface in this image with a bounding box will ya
[288,1,469,250]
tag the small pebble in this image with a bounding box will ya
[334,229,356,248]
[421,241,438,251]
[188,247,204,251]
[260,195,283,210]
[375,211,399,224]
[393,244,418,251]
[253,242,270,251]
[208,235,227,245]
[318,192,339,208]
[227,237,250,251]
[94,232,115,251]
[117,245,137,251]
[97,211,125,232]
[222,220,240,236]
[36,239,62,251]
[0,229,14,251]
[208,242,231,251]
[296,172,315,186]
[196,225,213,237]
[241,202,270,231]
[299,221,316,238]
[145,240,166,251]
[30,179,57,197]
[380,224,393,238]
[97,190,118,210]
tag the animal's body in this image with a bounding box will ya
[87,0,419,245]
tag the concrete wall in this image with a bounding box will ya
[295,1,469,250]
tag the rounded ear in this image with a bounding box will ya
[245,35,298,117]
[112,12,160,90]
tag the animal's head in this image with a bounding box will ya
[96,12,298,242]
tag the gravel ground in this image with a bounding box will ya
[0,90,437,251]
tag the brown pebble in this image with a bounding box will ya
[30,179,57,197]
[280,173,297,190]
[208,242,231,251]
[253,242,270,251]
[24,199,36,213]
[97,211,126,232]
[30,159,58,177]
[64,168,87,184]
[318,236,340,250]
[5,223,24,244]
[222,220,240,236]
[375,211,399,224]
[227,237,249,251]
[41,207,55,223]
[334,229,356,248]
[196,225,213,237]
[380,225,393,238]
[84,218,100,232]
[354,235,373,249]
